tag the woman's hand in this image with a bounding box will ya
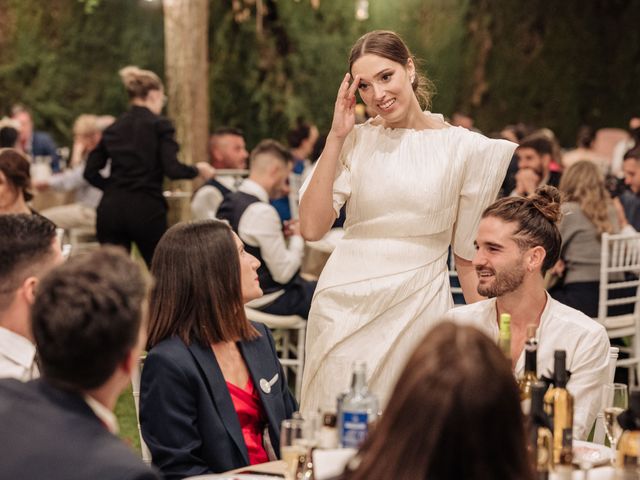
[329,73,360,140]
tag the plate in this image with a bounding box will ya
[572,440,613,467]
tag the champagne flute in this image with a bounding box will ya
[602,382,628,462]
[281,418,306,480]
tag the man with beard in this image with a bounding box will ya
[446,185,609,440]
[513,136,561,197]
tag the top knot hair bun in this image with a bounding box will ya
[118,65,163,100]
[529,185,563,224]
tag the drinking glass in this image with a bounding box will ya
[602,383,628,461]
[281,418,306,480]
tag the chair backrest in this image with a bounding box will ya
[597,232,640,323]
[131,355,152,465]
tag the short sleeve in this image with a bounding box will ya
[452,133,517,260]
[299,129,356,218]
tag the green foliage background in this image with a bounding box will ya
[0,0,638,148]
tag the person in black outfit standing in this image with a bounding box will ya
[84,66,215,265]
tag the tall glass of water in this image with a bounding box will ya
[602,383,628,460]
[281,418,306,480]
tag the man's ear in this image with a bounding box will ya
[21,277,39,305]
[120,349,138,377]
[527,246,547,272]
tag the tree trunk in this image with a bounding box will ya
[162,0,209,222]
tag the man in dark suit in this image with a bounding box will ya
[12,104,61,171]
[0,247,159,480]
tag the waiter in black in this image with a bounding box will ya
[85,65,214,266]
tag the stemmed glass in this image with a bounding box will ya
[602,383,628,462]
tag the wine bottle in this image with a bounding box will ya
[616,388,640,478]
[498,313,512,360]
[518,325,539,414]
[529,382,552,480]
[543,350,573,466]
[339,362,378,448]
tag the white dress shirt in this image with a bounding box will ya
[0,326,39,381]
[446,292,610,440]
[84,394,119,434]
[237,179,304,291]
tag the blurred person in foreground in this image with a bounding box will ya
[0,214,62,380]
[0,148,34,215]
[446,186,609,439]
[140,220,296,479]
[84,65,215,266]
[340,322,533,480]
[191,127,249,220]
[36,114,115,230]
[0,247,159,479]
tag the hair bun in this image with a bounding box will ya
[118,65,142,88]
[529,185,562,224]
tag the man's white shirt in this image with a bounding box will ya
[0,326,39,381]
[446,292,609,440]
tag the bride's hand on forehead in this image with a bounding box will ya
[330,73,360,140]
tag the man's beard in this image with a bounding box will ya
[476,262,526,298]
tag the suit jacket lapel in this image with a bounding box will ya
[187,341,249,464]
[239,338,282,449]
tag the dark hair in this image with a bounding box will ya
[119,65,163,99]
[212,126,244,138]
[349,30,435,109]
[482,185,562,274]
[344,323,533,480]
[0,214,57,311]
[32,247,150,390]
[0,148,33,202]
[517,136,554,157]
[0,127,18,148]
[624,147,640,162]
[250,139,293,168]
[147,220,258,348]
[287,119,312,149]
[576,125,596,149]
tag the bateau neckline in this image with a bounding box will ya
[365,111,452,133]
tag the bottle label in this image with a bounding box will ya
[340,410,368,448]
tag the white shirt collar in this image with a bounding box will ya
[239,179,269,203]
[84,394,119,434]
[0,326,37,376]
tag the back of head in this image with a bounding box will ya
[559,160,613,234]
[576,125,596,149]
[482,185,562,274]
[249,139,292,174]
[32,246,150,390]
[0,148,32,202]
[287,119,312,149]
[0,126,18,148]
[0,214,56,312]
[72,114,100,137]
[347,322,532,480]
[119,65,163,100]
[349,30,434,109]
[147,220,258,349]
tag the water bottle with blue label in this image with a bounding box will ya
[338,361,378,448]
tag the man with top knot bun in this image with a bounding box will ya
[446,185,609,441]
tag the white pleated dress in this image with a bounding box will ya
[299,113,517,414]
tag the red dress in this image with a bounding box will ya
[226,378,270,465]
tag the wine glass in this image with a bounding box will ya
[602,383,628,461]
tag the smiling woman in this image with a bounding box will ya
[298,30,518,414]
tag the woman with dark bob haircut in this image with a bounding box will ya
[341,322,534,480]
[140,220,297,479]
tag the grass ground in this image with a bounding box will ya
[115,385,142,454]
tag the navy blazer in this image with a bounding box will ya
[0,378,159,480]
[140,322,297,479]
